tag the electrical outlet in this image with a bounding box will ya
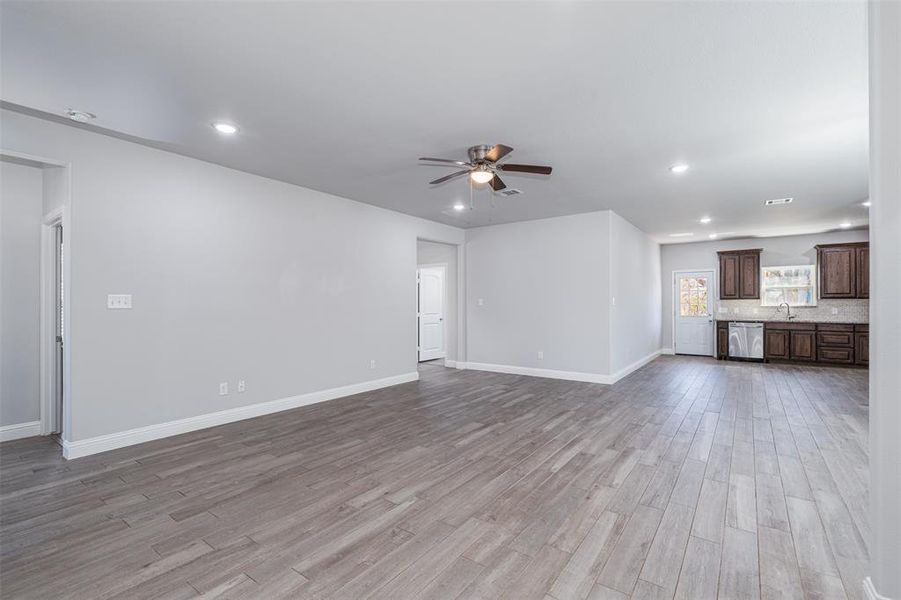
[370,359,376,370]
[831,307,839,315]
[219,382,228,396]
[732,307,740,314]
[537,351,544,360]
[238,380,246,393]
[107,294,132,309]
[477,298,485,306]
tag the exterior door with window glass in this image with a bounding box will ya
[674,271,714,356]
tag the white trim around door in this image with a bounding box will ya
[672,269,716,357]
[417,263,447,362]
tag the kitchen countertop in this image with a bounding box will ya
[716,318,868,325]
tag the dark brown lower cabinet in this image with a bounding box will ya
[717,323,729,359]
[819,347,854,364]
[790,331,817,361]
[764,330,789,360]
[817,324,855,364]
[856,330,869,366]
[722,321,867,367]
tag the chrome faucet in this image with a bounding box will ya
[777,302,796,320]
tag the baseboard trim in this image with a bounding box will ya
[0,421,42,442]
[661,347,675,355]
[443,359,457,368]
[609,350,664,384]
[62,372,419,460]
[463,362,612,384]
[863,577,893,600]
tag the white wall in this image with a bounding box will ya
[466,211,612,376]
[0,161,43,427]
[609,212,662,374]
[659,229,870,350]
[417,240,458,363]
[0,109,463,443]
[868,2,901,597]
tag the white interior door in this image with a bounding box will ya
[418,266,445,361]
[674,270,714,356]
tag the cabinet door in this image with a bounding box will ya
[819,347,854,364]
[819,247,856,298]
[719,254,740,299]
[739,253,760,298]
[717,326,729,359]
[856,332,869,365]
[790,331,817,361]
[765,330,789,360]
[856,246,869,299]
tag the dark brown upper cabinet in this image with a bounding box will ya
[817,242,869,299]
[856,245,869,299]
[718,249,761,299]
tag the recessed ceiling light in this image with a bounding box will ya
[65,109,95,123]
[669,232,694,237]
[699,216,711,224]
[839,222,852,228]
[213,122,238,135]
[453,202,466,211]
[862,201,872,207]
[670,164,689,174]
[765,197,793,206]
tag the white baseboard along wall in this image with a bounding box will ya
[0,421,42,442]
[62,372,418,460]
[457,349,664,386]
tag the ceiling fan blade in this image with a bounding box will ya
[485,144,514,163]
[429,170,471,185]
[490,174,507,191]
[498,163,553,175]
[419,157,471,167]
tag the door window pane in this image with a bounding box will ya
[680,276,709,317]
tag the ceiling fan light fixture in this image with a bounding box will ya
[470,170,494,184]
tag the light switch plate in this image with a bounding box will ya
[107,294,132,309]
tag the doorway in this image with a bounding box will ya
[417,264,446,362]
[673,270,715,356]
[0,151,69,446]
[416,239,459,367]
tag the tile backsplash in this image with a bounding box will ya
[716,299,869,323]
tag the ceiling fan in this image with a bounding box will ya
[419,144,552,191]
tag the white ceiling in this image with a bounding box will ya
[0,1,869,242]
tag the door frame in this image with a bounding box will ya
[672,268,717,357]
[2,149,72,443]
[417,262,448,362]
[40,208,64,436]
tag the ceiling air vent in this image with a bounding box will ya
[765,197,793,206]
[495,188,523,197]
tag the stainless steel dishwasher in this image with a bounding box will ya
[729,322,764,360]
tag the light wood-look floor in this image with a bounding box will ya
[0,357,869,599]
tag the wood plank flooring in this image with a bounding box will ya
[0,357,869,599]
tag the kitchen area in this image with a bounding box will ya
[660,230,870,366]
[714,242,869,366]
